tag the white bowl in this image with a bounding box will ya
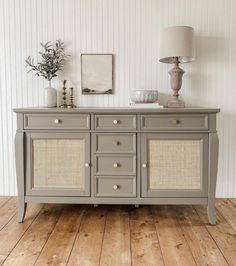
[130,90,158,103]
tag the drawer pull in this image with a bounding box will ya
[85,162,90,168]
[113,184,119,190]
[113,119,119,125]
[172,119,180,124]
[113,162,119,168]
[113,140,120,146]
[54,119,61,124]
[142,163,147,168]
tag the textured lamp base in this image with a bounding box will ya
[168,57,185,108]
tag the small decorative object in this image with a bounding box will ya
[81,54,113,94]
[159,26,195,108]
[60,80,68,108]
[25,40,69,107]
[130,90,158,103]
[67,87,76,108]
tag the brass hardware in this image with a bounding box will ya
[172,119,180,124]
[113,140,120,146]
[85,163,90,168]
[113,184,119,190]
[113,119,119,125]
[54,119,61,124]
[142,163,147,168]
[113,162,119,168]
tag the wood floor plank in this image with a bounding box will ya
[151,206,196,266]
[195,205,236,266]
[129,206,164,266]
[0,197,11,208]
[0,197,17,231]
[216,199,236,231]
[3,204,62,266]
[175,206,228,266]
[100,210,131,266]
[0,203,43,257]
[67,206,107,266]
[34,205,84,266]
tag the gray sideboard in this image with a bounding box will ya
[14,107,220,224]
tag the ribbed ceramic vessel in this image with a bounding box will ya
[130,90,158,103]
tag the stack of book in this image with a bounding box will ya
[129,102,163,108]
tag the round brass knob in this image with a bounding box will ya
[85,163,90,168]
[113,140,120,146]
[54,119,61,124]
[172,119,180,124]
[113,119,119,125]
[113,162,119,168]
[142,163,147,168]
[113,184,119,190]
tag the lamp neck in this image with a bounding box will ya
[173,56,180,67]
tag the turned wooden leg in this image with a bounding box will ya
[135,204,139,208]
[94,204,98,207]
[207,133,219,225]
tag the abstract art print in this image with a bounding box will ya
[81,54,113,94]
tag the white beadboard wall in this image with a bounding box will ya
[0,0,235,196]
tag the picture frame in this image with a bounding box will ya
[81,54,113,95]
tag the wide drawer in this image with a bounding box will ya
[141,114,208,131]
[95,155,136,175]
[94,133,136,153]
[24,114,90,130]
[95,114,136,130]
[95,176,136,197]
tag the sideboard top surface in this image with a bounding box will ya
[14,107,220,114]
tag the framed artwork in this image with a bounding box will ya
[81,54,113,95]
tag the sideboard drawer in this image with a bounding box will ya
[95,176,136,197]
[95,155,136,175]
[141,114,208,131]
[24,114,90,130]
[95,115,136,130]
[94,133,136,153]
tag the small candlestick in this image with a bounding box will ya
[60,80,67,108]
[67,87,76,108]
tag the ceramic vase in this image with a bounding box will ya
[44,80,57,107]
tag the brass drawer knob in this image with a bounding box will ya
[142,163,147,168]
[172,119,180,124]
[54,119,61,124]
[113,119,119,125]
[113,184,119,190]
[85,162,90,168]
[113,140,120,146]
[113,162,119,168]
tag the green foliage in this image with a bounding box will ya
[25,40,69,81]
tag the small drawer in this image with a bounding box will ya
[94,133,136,153]
[24,114,90,130]
[95,155,136,175]
[95,176,136,197]
[95,115,136,131]
[141,114,208,131]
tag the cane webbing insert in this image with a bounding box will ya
[148,140,201,189]
[33,139,85,188]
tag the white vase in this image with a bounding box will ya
[44,80,57,107]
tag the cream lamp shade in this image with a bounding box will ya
[159,26,195,63]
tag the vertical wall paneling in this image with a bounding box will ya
[0,0,235,196]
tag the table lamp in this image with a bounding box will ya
[159,26,195,108]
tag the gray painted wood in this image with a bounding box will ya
[207,132,219,225]
[14,107,220,224]
[15,132,27,222]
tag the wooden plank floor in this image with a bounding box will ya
[0,198,236,266]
